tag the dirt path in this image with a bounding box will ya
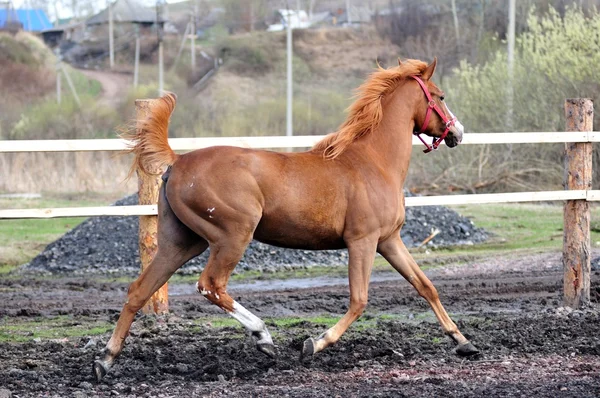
[1,251,599,397]
[77,68,132,107]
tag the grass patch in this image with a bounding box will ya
[0,194,119,267]
[450,203,600,252]
[0,315,113,342]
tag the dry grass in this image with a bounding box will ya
[0,152,136,194]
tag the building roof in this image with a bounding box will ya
[0,9,52,31]
[86,0,164,25]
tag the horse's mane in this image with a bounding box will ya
[312,59,429,160]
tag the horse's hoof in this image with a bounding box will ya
[300,337,315,361]
[257,343,277,359]
[456,342,479,357]
[93,360,108,382]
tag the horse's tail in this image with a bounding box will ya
[122,92,179,178]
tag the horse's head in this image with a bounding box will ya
[409,58,464,153]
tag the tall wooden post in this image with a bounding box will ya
[563,98,593,308]
[108,1,115,69]
[136,99,169,314]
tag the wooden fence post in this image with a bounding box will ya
[136,99,169,314]
[563,98,593,308]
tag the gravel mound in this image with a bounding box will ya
[21,193,487,276]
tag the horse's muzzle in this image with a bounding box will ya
[445,122,464,148]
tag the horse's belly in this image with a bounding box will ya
[253,217,346,250]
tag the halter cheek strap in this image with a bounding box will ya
[411,75,456,153]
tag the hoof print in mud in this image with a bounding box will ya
[93,361,107,382]
[300,338,316,361]
[455,342,480,357]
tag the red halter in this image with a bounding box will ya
[411,75,456,153]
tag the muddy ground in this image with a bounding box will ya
[1,251,600,397]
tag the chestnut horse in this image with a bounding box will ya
[93,58,478,381]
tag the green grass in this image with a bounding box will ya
[66,66,102,97]
[0,193,122,269]
[0,315,113,342]
[449,203,600,252]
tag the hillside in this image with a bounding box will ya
[0,32,57,137]
[176,26,401,139]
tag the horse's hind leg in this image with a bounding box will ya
[93,191,208,382]
[196,234,275,358]
[377,235,479,356]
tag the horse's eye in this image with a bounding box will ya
[440,96,445,101]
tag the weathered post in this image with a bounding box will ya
[136,99,169,314]
[563,98,593,308]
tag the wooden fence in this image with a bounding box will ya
[0,99,597,311]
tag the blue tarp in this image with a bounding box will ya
[0,9,52,32]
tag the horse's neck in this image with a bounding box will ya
[356,92,416,185]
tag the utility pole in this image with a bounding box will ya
[109,0,115,69]
[191,1,197,68]
[286,7,293,138]
[346,0,351,25]
[56,57,62,104]
[451,0,460,46]
[26,0,31,31]
[507,0,515,129]
[157,0,165,95]
[134,24,140,87]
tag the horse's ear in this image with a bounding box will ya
[421,57,437,80]
[398,57,403,66]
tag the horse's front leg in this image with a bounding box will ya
[301,235,378,358]
[377,235,479,356]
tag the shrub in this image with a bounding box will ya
[409,6,600,193]
[216,33,284,76]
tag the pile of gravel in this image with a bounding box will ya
[21,193,487,276]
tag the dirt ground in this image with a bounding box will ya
[76,68,132,107]
[1,251,600,397]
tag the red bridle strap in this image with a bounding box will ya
[410,75,456,153]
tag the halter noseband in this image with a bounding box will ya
[411,75,456,153]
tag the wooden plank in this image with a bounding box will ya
[405,190,587,206]
[0,138,130,152]
[563,98,593,309]
[167,135,324,150]
[1,190,594,219]
[2,132,599,153]
[458,132,591,145]
[0,205,157,219]
[586,190,600,201]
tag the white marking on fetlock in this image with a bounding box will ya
[195,282,200,294]
[228,301,273,345]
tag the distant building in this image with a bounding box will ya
[268,9,311,31]
[0,8,52,32]
[41,21,86,48]
[86,0,164,27]
[335,5,374,26]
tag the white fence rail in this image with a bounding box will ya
[2,131,600,153]
[1,131,599,219]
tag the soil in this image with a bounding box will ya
[1,250,600,397]
[76,68,132,108]
[21,194,487,276]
